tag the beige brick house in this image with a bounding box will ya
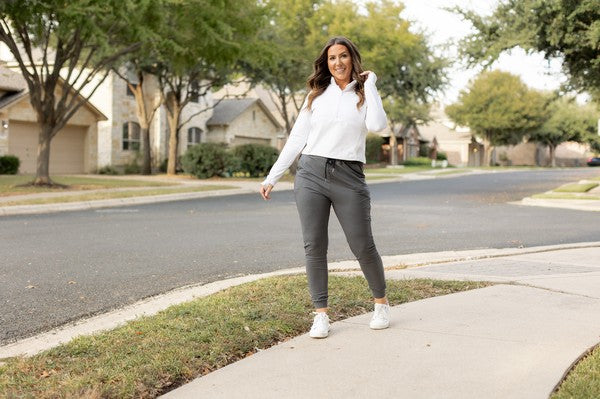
[0,66,106,174]
[206,98,284,148]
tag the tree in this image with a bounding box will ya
[248,0,322,136]
[529,97,600,166]
[304,0,448,164]
[158,0,267,175]
[453,0,600,99]
[446,70,548,165]
[0,0,153,185]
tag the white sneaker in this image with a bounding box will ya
[370,303,390,330]
[309,312,330,338]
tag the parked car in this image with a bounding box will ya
[587,157,600,166]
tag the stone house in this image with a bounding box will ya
[0,65,106,174]
[206,98,284,149]
[0,42,284,174]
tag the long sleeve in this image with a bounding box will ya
[261,101,311,187]
[364,73,388,132]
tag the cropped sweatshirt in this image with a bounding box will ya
[262,72,387,187]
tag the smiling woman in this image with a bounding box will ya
[259,36,390,339]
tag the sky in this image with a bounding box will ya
[396,0,568,105]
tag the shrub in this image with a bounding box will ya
[365,133,384,163]
[124,161,141,175]
[402,157,432,166]
[181,143,236,179]
[0,155,20,174]
[98,165,120,175]
[232,144,279,177]
[436,151,447,161]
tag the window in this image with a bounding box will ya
[122,122,141,151]
[126,83,138,97]
[190,81,200,103]
[187,127,202,148]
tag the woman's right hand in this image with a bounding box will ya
[260,184,273,201]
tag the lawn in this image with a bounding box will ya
[554,182,598,193]
[1,185,236,206]
[552,344,600,398]
[0,275,490,398]
[0,175,174,196]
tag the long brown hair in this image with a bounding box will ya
[306,36,365,110]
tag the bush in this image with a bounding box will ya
[232,144,279,177]
[402,157,432,166]
[365,133,384,163]
[0,155,20,174]
[124,161,141,175]
[181,143,236,179]
[436,151,447,161]
[98,165,120,175]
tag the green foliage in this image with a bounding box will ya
[97,165,120,175]
[365,133,384,163]
[454,0,600,100]
[402,157,432,166]
[124,159,141,175]
[181,143,236,179]
[436,152,447,161]
[446,70,548,146]
[529,97,600,147]
[231,144,279,178]
[248,0,448,132]
[0,155,20,174]
[305,0,448,126]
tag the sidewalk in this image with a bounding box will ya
[161,245,600,399]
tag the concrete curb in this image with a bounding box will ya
[1,241,598,359]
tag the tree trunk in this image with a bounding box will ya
[549,144,556,167]
[389,133,398,165]
[33,124,53,185]
[141,126,152,175]
[166,94,182,175]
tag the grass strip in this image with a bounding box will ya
[1,185,236,206]
[554,183,598,193]
[0,175,174,195]
[0,275,490,398]
[531,193,600,201]
[552,343,600,398]
[365,166,431,174]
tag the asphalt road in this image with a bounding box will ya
[1,168,599,344]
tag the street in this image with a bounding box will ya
[1,168,599,344]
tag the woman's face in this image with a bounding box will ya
[327,44,352,86]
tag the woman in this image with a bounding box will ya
[260,36,389,338]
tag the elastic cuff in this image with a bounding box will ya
[313,300,328,309]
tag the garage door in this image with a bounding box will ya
[8,121,86,174]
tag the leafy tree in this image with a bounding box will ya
[158,0,266,175]
[248,0,322,135]
[453,0,600,100]
[446,70,548,165]
[0,0,153,185]
[302,0,448,164]
[529,97,600,166]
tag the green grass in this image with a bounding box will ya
[0,185,237,206]
[0,275,490,398]
[554,183,599,193]
[0,175,174,196]
[552,344,600,398]
[531,193,600,200]
[365,166,431,174]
